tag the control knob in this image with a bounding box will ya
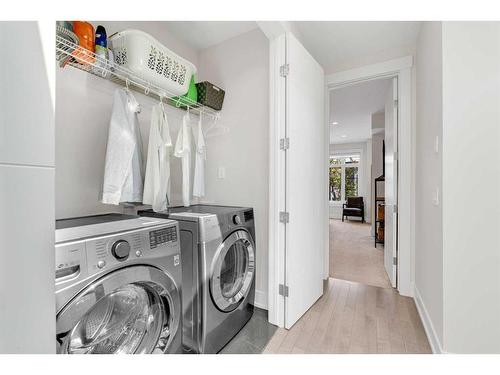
[111,240,131,261]
[232,215,242,225]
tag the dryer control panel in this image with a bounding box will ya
[149,226,178,248]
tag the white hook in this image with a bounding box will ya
[145,85,150,95]
[125,78,130,90]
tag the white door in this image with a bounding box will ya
[283,33,325,328]
[384,77,398,287]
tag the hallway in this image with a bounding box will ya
[330,219,391,289]
[261,219,431,354]
[263,278,432,354]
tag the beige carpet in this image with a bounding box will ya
[330,219,391,289]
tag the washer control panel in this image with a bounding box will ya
[55,220,180,290]
[84,224,179,274]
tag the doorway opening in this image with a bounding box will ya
[328,77,395,289]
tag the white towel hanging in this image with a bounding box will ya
[192,113,206,198]
[174,110,193,207]
[101,88,143,205]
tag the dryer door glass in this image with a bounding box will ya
[221,240,248,298]
[57,266,181,354]
[211,230,255,312]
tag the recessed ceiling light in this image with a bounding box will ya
[341,134,347,138]
[332,121,339,125]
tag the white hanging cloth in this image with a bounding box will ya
[174,111,193,207]
[102,88,143,205]
[192,113,206,198]
[143,102,172,212]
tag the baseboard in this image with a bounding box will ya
[413,286,445,354]
[254,289,268,310]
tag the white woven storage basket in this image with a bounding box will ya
[109,29,196,96]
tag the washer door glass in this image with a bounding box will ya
[211,230,255,312]
[57,266,180,354]
[65,284,162,354]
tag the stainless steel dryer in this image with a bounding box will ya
[55,214,182,354]
[139,205,256,354]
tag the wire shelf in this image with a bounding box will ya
[55,28,220,120]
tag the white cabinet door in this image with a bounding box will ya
[0,165,55,353]
[284,33,325,328]
[0,22,54,167]
[384,77,398,287]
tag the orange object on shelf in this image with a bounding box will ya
[72,21,96,65]
[377,203,385,221]
[377,226,385,241]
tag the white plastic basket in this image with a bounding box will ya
[109,29,196,97]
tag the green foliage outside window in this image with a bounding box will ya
[329,155,359,202]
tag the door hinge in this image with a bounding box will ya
[279,284,289,297]
[280,64,289,77]
[279,211,289,223]
[280,137,290,150]
[393,257,398,266]
[394,99,398,107]
[393,204,398,214]
[394,151,398,161]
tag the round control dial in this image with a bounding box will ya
[233,215,242,225]
[111,240,131,261]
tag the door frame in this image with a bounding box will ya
[267,32,288,326]
[266,31,415,326]
[325,56,414,297]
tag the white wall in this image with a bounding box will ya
[197,29,269,309]
[415,21,444,350]
[441,22,500,354]
[415,21,500,354]
[329,141,370,222]
[55,22,200,219]
[56,24,270,309]
[326,44,416,75]
[0,22,55,353]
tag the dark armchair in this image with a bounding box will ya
[342,197,365,223]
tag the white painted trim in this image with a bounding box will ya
[254,290,268,310]
[323,85,330,280]
[396,67,413,297]
[326,56,414,87]
[414,286,445,354]
[325,56,415,298]
[267,33,286,327]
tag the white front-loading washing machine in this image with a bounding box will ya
[55,214,182,354]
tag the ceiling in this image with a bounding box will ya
[295,21,421,72]
[330,78,391,144]
[164,21,258,50]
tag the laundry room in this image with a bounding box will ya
[54,21,270,353]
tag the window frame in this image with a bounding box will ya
[329,154,360,204]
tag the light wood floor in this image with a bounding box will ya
[330,219,391,289]
[263,278,432,354]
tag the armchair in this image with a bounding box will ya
[342,196,365,223]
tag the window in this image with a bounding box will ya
[329,154,360,202]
